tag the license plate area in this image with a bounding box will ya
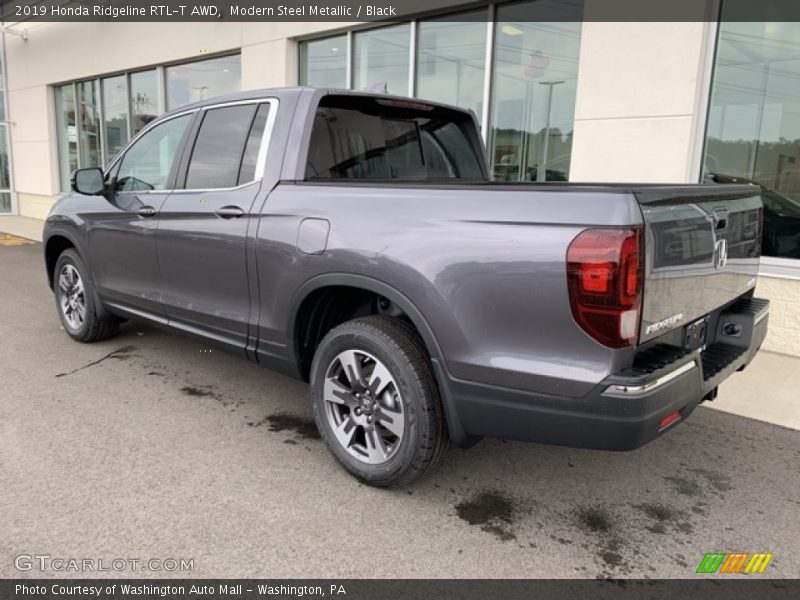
[684,317,708,352]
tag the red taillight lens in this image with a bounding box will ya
[566,228,643,348]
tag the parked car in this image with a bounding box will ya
[44,88,769,486]
[707,172,800,259]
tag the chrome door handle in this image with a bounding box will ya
[215,205,245,219]
[135,206,157,218]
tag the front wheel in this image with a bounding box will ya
[310,316,448,487]
[54,249,119,343]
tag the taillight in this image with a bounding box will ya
[566,228,643,348]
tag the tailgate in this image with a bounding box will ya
[636,184,763,344]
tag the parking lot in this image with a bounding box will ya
[2,238,799,579]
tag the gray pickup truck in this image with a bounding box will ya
[44,87,769,486]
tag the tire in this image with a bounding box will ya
[310,315,448,488]
[53,248,119,343]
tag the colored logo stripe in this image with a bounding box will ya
[696,552,773,574]
[744,553,773,574]
[697,553,726,573]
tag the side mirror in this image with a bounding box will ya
[71,168,106,196]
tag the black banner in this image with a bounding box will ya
[2,0,800,23]
[2,579,800,600]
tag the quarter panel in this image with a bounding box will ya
[256,183,642,398]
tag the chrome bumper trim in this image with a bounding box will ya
[604,361,697,396]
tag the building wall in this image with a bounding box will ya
[569,21,712,183]
[756,276,800,356]
[4,14,799,356]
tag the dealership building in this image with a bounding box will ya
[1,0,798,355]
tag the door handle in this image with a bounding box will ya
[135,206,157,218]
[215,205,245,219]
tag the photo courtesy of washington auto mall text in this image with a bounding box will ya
[2,0,800,599]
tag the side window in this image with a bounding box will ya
[184,103,270,190]
[115,114,192,192]
[238,103,271,184]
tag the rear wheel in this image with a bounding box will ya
[310,316,448,487]
[54,249,119,343]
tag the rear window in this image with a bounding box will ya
[305,95,484,181]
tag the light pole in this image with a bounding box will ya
[192,85,210,102]
[537,80,564,182]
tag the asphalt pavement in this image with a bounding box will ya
[2,238,799,579]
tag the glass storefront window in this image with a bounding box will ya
[77,80,101,168]
[704,20,800,259]
[0,126,10,211]
[354,24,410,95]
[416,12,487,121]
[55,55,242,190]
[55,84,78,192]
[166,55,241,110]
[489,1,584,182]
[102,75,129,162]
[300,36,347,88]
[0,124,10,191]
[130,70,158,136]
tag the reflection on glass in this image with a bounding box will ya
[77,81,101,168]
[416,13,487,120]
[300,36,347,88]
[130,70,158,135]
[102,75,129,163]
[56,84,78,191]
[116,114,191,192]
[185,105,257,189]
[354,24,410,95]
[704,19,800,259]
[489,0,584,182]
[0,124,9,192]
[0,192,10,213]
[166,55,241,110]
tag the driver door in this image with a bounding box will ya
[87,112,195,316]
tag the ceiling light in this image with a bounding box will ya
[502,25,523,36]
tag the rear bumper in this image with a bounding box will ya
[436,297,769,450]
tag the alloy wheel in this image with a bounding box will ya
[58,264,86,330]
[323,349,405,464]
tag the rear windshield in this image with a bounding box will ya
[305,95,485,181]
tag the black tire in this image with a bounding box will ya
[53,248,119,343]
[310,315,448,488]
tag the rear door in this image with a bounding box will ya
[155,100,276,355]
[636,184,763,344]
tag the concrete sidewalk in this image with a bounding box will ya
[705,350,800,430]
[0,215,44,242]
[1,216,797,431]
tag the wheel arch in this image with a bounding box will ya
[290,273,445,372]
[289,274,472,447]
[44,230,81,291]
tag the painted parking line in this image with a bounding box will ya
[0,233,36,246]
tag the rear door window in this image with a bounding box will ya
[184,103,270,189]
[305,96,484,181]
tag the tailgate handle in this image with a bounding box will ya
[711,208,729,230]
